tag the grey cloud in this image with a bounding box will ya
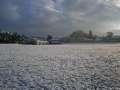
[0,0,120,36]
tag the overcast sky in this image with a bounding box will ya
[0,0,120,36]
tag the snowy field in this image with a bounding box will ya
[0,44,120,90]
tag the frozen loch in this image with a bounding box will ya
[0,44,120,90]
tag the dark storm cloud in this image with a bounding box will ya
[0,0,120,36]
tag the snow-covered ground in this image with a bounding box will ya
[0,44,120,90]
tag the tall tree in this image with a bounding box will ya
[47,35,53,44]
[106,32,113,39]
[88,30,93,39]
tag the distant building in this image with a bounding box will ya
[32,36,62,45]
[32,37,49,45]
[36,40,49,45]
[95,37,102,41]
[82,38,93,41]
[49,39,62,44]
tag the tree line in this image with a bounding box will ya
[0,29,120,44]
[62,30,120,43]
[0,30,36,44]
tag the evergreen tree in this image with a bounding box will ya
[88,30,93,39]
[47,35,53,44]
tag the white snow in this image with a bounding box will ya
[0,44,120,90]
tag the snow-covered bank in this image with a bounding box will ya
[0,44,120,90]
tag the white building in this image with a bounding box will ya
[36,40,49,45]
